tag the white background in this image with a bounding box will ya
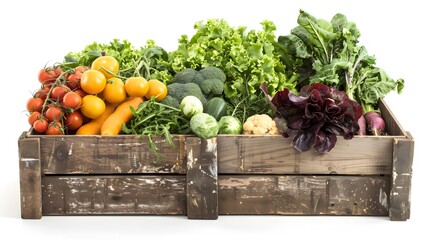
[1,0,426,239]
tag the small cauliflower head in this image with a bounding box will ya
[243,114,279,135]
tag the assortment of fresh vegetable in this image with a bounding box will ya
[26,44,168,136]
[25,10,405,154]
[276,10,404,136]
[163,19,297,123]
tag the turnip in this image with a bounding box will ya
[357,116,366,135]
[364,111,385,136]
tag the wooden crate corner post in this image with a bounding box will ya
[18,132,42,219]
[185,137,218,219]
[390,132,414,221]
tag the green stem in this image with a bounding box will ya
[307,19,330,64]
[363,103,374,113]
[41,70,69,113]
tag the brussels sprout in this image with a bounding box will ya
[190,113,219,139]
[180,95,204,119]
[218,116,242,134]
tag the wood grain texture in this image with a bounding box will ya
[186,137,218,219]
[34,135,187,174]
[219,175,390,216]
[18,132,42,219]
[218,135,394,175]
[379,99,407,136]
[390,132,414,221]
[41,175,389,217]
[42,175,186,215]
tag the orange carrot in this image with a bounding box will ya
[101,97,143,135]
[76,102,118,135]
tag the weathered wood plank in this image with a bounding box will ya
[218,135,394,175]
[186,137,218,219]
[218,175,390,216]
[42,175,186,215]
[18,132,42,219]
[35,135,187,174]
[41,175,389,217]
[390,132,414,221]
[379,99,407,136]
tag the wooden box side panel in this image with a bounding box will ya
[18,133,42,219]
[218,136,393,175]
[42,175,389,217]
[379,99,407,136]
[390,134,414,221]
[42,175,186,215]
[219,175,390,216]
[186,137,218,219]
[37,135,187,174]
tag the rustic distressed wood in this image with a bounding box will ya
[18,132,42,219]
[41,175,389,217]
[218,135,395,175]
[219,175,390,216]
[379,99,407,136]
[31,135,187,174]
[390,132,414,221]
[186,137,218,219]
[42,175,186,215]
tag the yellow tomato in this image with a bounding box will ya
[80,95,106,119]
[80,70,106,94]
[125,77,149,97]
[103,78,127,103]
[91,56,119,79]
[145,79,168,101]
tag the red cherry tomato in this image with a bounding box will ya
[64,111,83,131]
[28,112,42,126]
[45,122,64,135]
[50,85,69,100]
[26,98,44,113]
[62,91,82,109]
[33,118,48,133]
[45,105,63,122]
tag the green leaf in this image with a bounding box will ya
[397,78,405,94]
[309,58,350,85]
[278,35,312,59]
[331,13,348,33]
[64,55,77,63]
[297,10,336,64]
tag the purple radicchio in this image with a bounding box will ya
[268,83,363,153]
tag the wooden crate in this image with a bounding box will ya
[18,100,414,221]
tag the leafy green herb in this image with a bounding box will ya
[277,10,404,112]
[122,97,191,157]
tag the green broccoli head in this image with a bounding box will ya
[173,68,199,83]
[160,95,180,109]
[167,67,226,106]
[200,78,224,96]
[162,82,207,108]
[199,67,226,83]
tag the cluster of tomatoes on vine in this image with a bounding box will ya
[26,54,168,135]
[26,65,91,135]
